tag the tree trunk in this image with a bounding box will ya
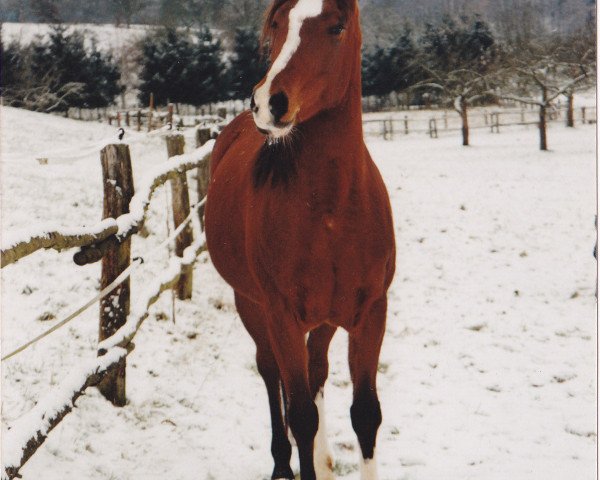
[460,97,469,146]
[566,92,574,128]
[539,104,548,151]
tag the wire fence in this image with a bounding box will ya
[1,127,216,480]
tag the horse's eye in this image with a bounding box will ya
[328,23,345,35]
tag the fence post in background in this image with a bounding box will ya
[117,112,121,128]
[166,134,194,300]
[98,144,134,407]
[581,107,586,124]
[490,113,500,133]
[136,110,142,132]
[484,111,489,126]
[404,115,409,135]
[387,119,394,140]
[167,103,174,126]
[195,127,212,229]
[429,118,438,139]
[520,109,525,123]
[125,112,130,127]
[443,111,448,129]
[217,107,227,119]
[108,116,113,126]
[148,93,154,132]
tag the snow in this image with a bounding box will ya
[1,103,596,479]
[1,23,149,53]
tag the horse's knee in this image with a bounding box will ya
[289,399,319,446]
[350,386,381,459]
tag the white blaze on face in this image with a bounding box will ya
[253,0,324,134]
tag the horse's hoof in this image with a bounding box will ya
[272,465,294,479]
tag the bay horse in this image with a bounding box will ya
[205,0,395,478]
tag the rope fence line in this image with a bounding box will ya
[2,130,215,480]
[1,198,206,363]
[0,139,215,268]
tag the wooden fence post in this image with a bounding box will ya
[136,110,141,131]
[404,115,409,135]
[167,103,174,126]
[429,118,438,138]
[98,144,134,407]
[166,134,194,300]
[581,107,586,124]
[117,112,121,128]
[125,111,130,127]
[195,127,212,229]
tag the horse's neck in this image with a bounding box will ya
[303,80,364,155]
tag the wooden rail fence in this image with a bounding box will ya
[363,105,597,140]
[1,127,216,480]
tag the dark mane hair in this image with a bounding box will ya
[260,0,290,56]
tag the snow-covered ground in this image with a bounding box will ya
[1,105,597,479]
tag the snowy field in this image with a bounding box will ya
[1,105,597,479]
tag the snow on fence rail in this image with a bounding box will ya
[2,127,216,480]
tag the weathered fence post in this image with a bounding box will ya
[196,127,212,229]
[137,110,142,132]
[98,144,134,407]
[117,112,122,128]
[166,134,194,300]
[148,93,154,132]
[428,118,438,139]
[217,107,227,119]
[443,111,448,129]
[581,107,586,125]
[404,115,409,135]
[387,119,394,140]
[167,103,174,126]
[125,111,130,127]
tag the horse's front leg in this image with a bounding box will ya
[268,313,319,480]
[349,296,387,480]
[235,293,293,479]
[308,324,337,480]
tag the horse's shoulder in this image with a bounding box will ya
[210,111,256,176]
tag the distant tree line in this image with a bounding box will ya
[362,13,596,148]
[0,23,267,112]
[0,24,121,112]
[0,7,595,150]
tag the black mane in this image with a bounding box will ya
[253,137,300,189]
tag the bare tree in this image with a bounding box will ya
[500,43,592,150]
[416,68,496,146]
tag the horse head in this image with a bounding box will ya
[251,0,361,139]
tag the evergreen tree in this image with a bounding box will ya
[138,27,226,107]
[228,26,266,100]
[186,26,227,104]
[3,25,121,111]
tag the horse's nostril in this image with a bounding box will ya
[269,92,289,123]
[250,94,258,113]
